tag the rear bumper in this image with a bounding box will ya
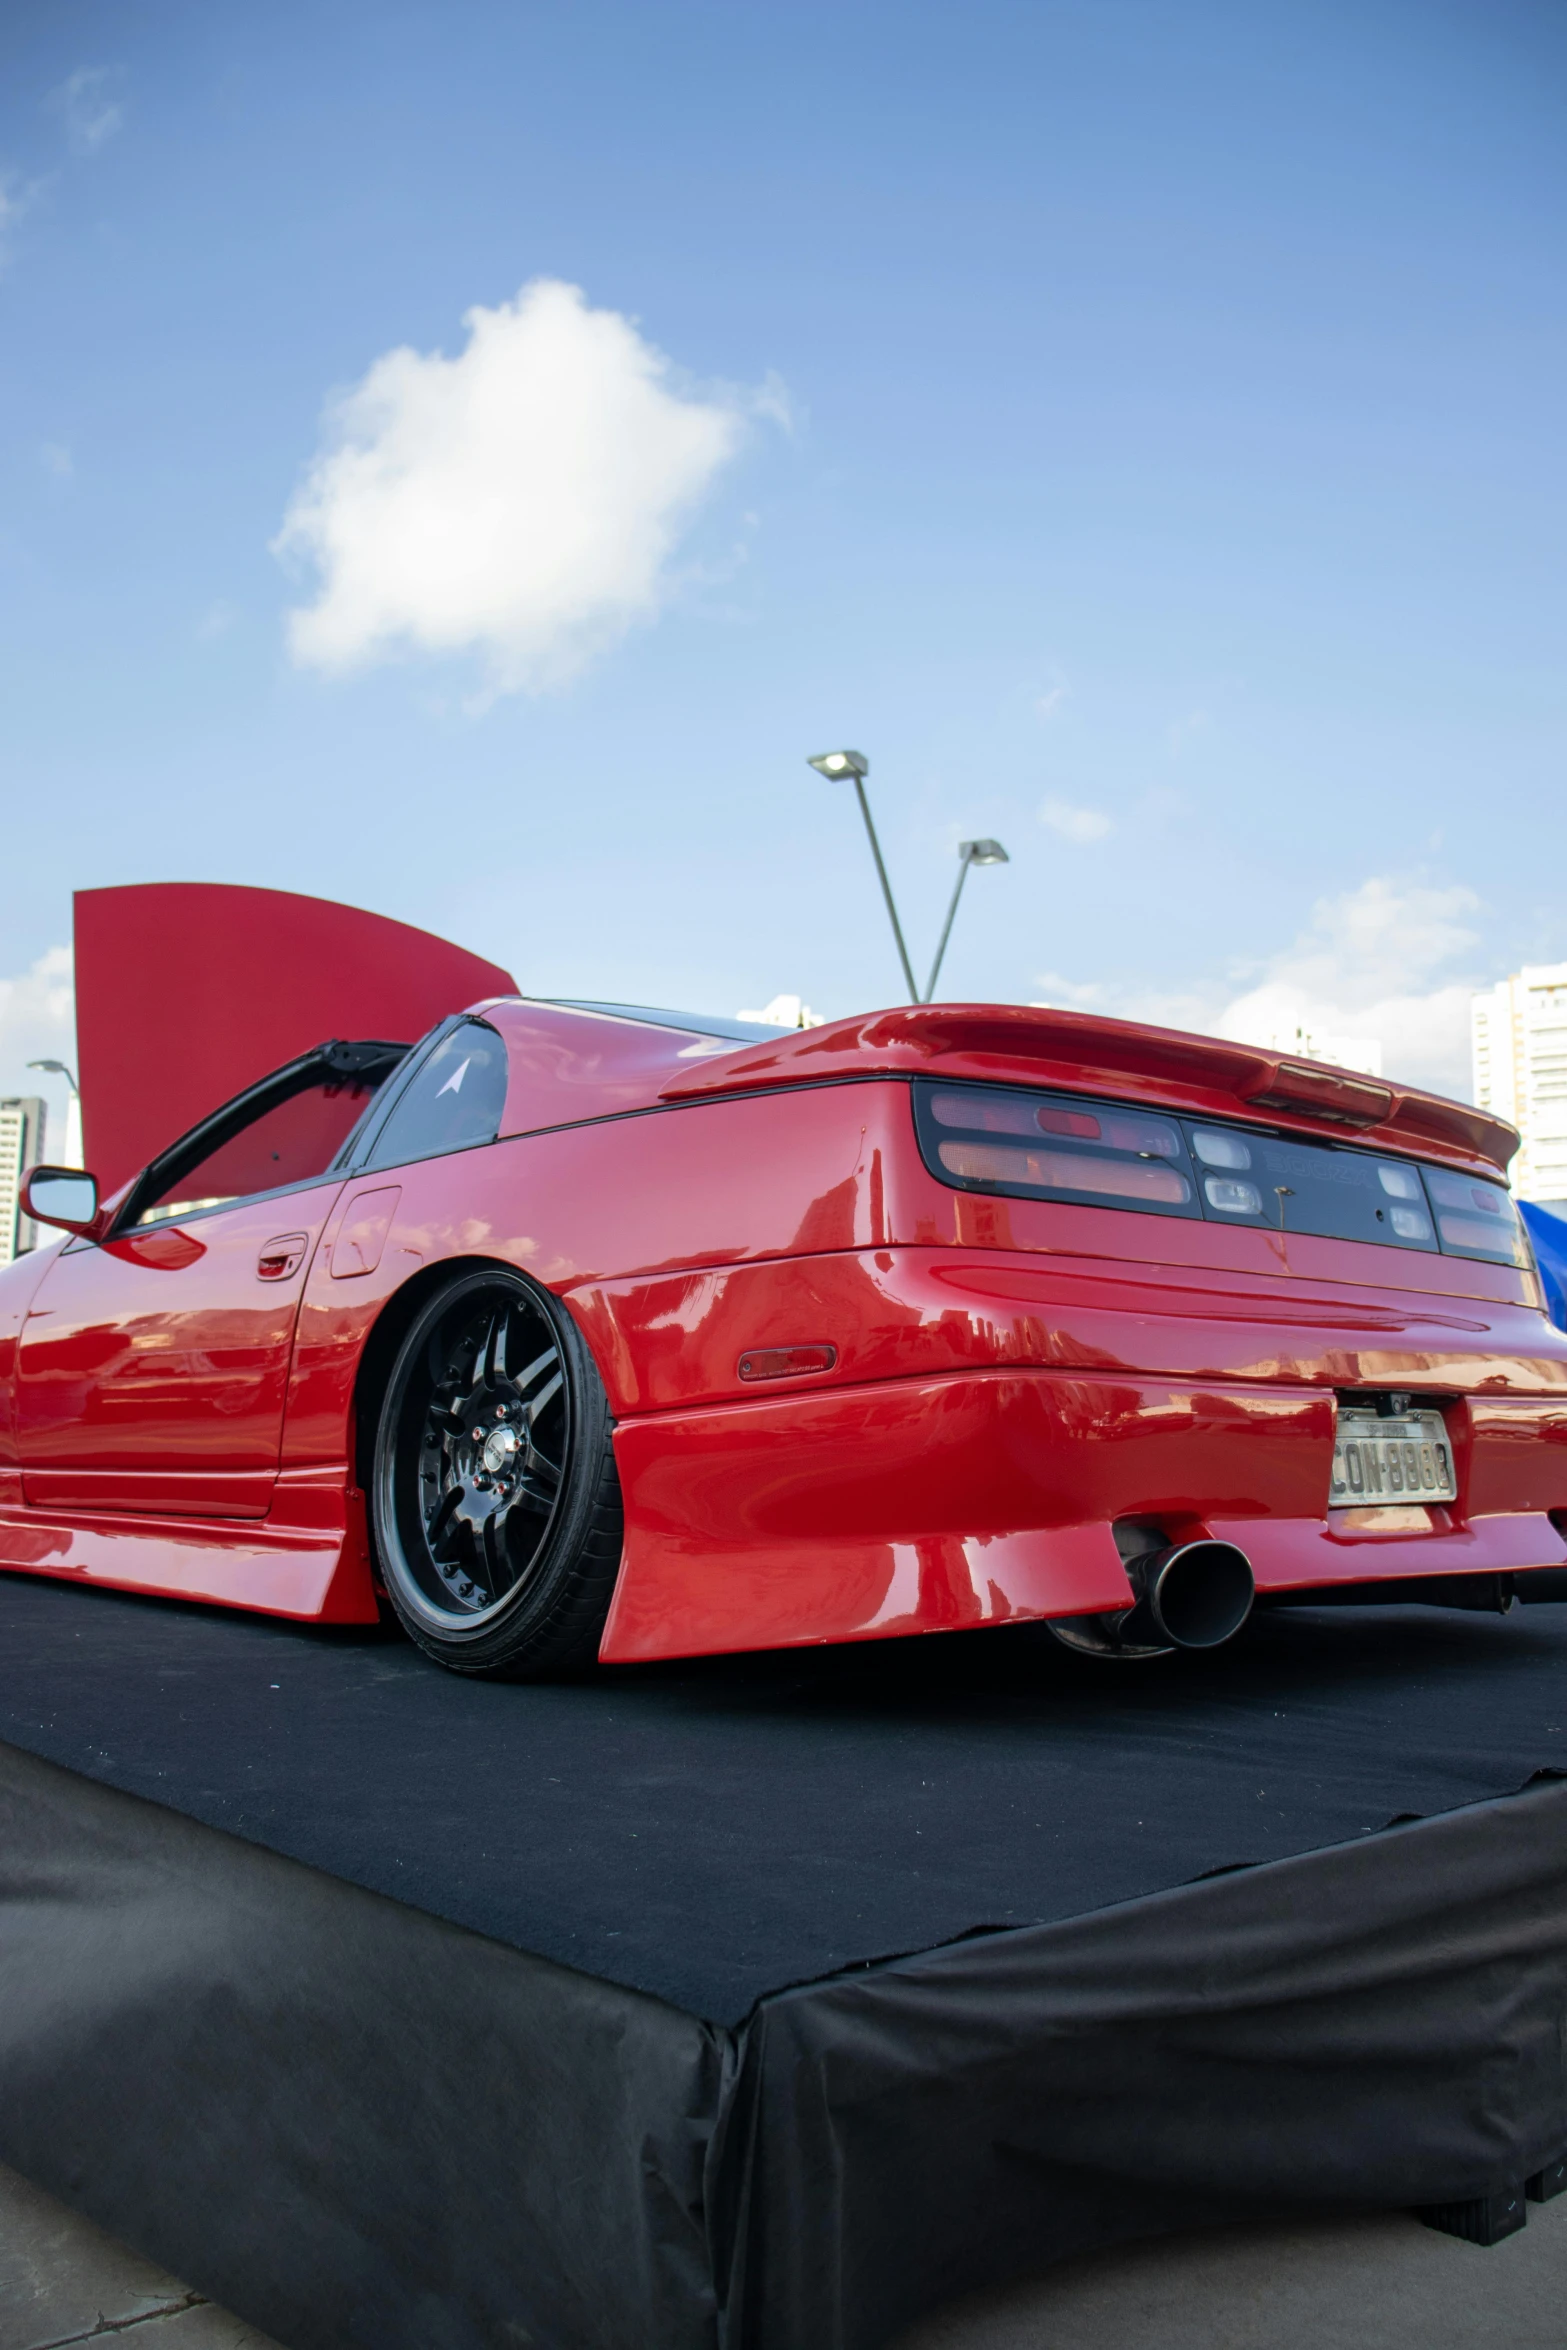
[601,1364,1567,1663]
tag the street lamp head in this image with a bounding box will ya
[924,838,1011,1002]
[28,1059,79,1091]
[808,749,869,782]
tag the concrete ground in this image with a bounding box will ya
[2,2157,1564,2349]
[0,2164,280,2350]
[894,2195,1567,2350]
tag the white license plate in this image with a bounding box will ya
[1331,1410,1457,1506]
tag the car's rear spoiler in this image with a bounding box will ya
[659,1003,1517,1177]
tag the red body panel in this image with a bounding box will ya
[599,1373,1567,1662]
[488,999,747,1137]
[0,1464,378,1622]
[15,1183,344,1519]
[568,1240,1563,1416]
[5,947,1565,1661]
[279,1082,890,1468]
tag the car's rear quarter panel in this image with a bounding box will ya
[283,1079,897,1465]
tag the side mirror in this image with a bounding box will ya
[22,1166,101,1236]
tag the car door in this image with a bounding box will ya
[16,1047,398,1519]
[281,1020,514,1464]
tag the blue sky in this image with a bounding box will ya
[2,0,1564,1149]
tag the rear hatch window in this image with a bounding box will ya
[914,1082,1528,1268]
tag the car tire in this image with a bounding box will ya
[370,1265,624,1678]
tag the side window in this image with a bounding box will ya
[363,1022,509,1171]
[136,1072,388,1226]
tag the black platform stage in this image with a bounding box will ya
[1,1572,1565,2350]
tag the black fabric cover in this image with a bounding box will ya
[2,1575,1567,2348]
[4,1574,1567,2022]
[0,1745,721,2350]
[2,1757,1567,2349]
[713,1777,1567,2350]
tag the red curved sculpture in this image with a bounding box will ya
[74,884,517,1193]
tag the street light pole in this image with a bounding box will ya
[807,750,920,1004]
[925,853,975,1004]
[849,770,920,1006]
[27,1058,84,1171]
[924,839,1010,1003]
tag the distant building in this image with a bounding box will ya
[0,1097,46,1266]
[736,994,825,1030]
[1472,966,1567,1201]
[1244,1022,1382,1079]
[1209,1017,1382,1078]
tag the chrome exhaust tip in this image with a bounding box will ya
[1047,1538,1257,1659]
[1137,1539,1256,1649]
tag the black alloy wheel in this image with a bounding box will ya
[371,1266,623,1676]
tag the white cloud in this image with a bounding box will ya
[39,441,72,479]
[49,68,125,154]
[1035,877,1484,1099]
[196,599,239,640]
[1039,795,1112,844]
[1211,878,1480,1096]
[1035,682,1068,720]
[1031,969,1112,1011]
[0,946,77,1150]
[0,171,43,266]
[276,279,767,695]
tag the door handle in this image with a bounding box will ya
[257,1233,309,1282]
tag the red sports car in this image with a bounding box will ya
[4,885,1565,1679]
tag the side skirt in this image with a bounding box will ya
[0,1468,380,1624]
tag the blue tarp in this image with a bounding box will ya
[1519,1199,1567,1332]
